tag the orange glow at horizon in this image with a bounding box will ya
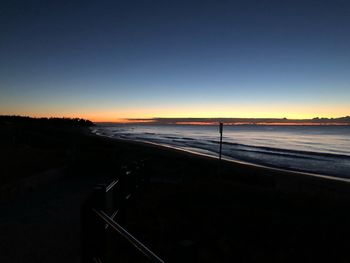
[1,102,349,122]
[88,103,349,122]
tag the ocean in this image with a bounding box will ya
[92,124,350,178]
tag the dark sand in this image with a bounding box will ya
[1,123,350,262]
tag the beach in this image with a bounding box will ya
[85,130,350,262]
[1,121,350,262]
[93,123,350,178]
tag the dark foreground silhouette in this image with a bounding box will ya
[0,116,350,262]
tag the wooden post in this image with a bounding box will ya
[219,122,223,161]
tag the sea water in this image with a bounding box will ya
[93,124,350,178]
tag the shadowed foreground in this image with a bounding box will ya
[1,118,350,262]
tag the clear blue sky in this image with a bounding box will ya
[1,0,349,121]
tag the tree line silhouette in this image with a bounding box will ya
[0,115,94,127]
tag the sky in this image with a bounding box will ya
[1,0,349,121]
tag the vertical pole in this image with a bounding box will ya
[219,122,223,161]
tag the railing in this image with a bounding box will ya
[94,210,164,263]
[81,161,164,263]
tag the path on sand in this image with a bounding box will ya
[0,173,111,263]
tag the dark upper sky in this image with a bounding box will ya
[1,0,349,120]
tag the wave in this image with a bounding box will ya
[212,140,350,160]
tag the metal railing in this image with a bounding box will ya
[81,161,164,263]
[94,210,164,263]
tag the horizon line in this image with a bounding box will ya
[95,116,350,125]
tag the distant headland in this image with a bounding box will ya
[114,116,350,126]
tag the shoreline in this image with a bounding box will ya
[91,123,350,180]
[90,130,350,185]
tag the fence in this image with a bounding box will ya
[81,161,164,263]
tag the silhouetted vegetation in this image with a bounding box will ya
[0,115,94,127]
[0,116,94,186]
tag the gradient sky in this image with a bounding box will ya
[1,0,349,121]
